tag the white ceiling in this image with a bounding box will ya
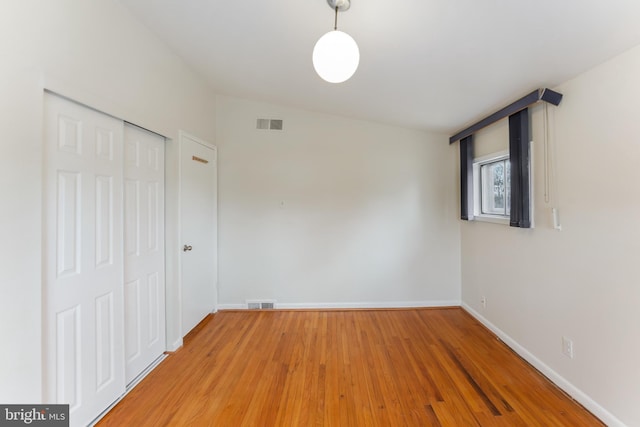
[119,0,640,134]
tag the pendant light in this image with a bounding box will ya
[312,0,360,83]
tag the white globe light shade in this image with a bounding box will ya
[312,30,360,83]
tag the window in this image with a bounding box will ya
[473,151,510,223]
[458,108,531,228]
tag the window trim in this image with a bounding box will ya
[473,150,511,225]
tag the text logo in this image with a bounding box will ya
[0,405,69,426]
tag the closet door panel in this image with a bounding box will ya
[123,124,166,385]
[43,93,125,427]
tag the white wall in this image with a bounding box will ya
[461,44,640,427]
[10,1,633,422]
[0,1,216,402]
[216,96,460,308]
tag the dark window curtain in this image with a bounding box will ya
[508,109,531,228]
[460,135,474,221]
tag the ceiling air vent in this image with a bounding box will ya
[256,118,283,131]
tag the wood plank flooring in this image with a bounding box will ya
[97,308,603,426]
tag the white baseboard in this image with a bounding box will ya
[216,303,246,310]
[461,302,626,427]
[216,300,461,311]
[167,338,183,352]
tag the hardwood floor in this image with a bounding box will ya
[97,308,603,426]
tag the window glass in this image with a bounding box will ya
[480,158,510,217]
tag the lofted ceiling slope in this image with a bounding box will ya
[119,0,640,133]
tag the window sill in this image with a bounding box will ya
[473,214,510,225]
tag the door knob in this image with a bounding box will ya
[183,245,193,252]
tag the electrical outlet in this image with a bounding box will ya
[562,337,574,359]
[480,296,486,309]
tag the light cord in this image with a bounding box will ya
[544,102,550,203]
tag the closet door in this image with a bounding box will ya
[123,124,166,384]
[43,93,125,427]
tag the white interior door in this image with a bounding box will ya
[180,133,217,336]
[123,124,166,384]
[43,93,125,427]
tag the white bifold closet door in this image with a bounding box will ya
[43,94,166,426]
[43,93,126,427]
[123,124,166,384]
